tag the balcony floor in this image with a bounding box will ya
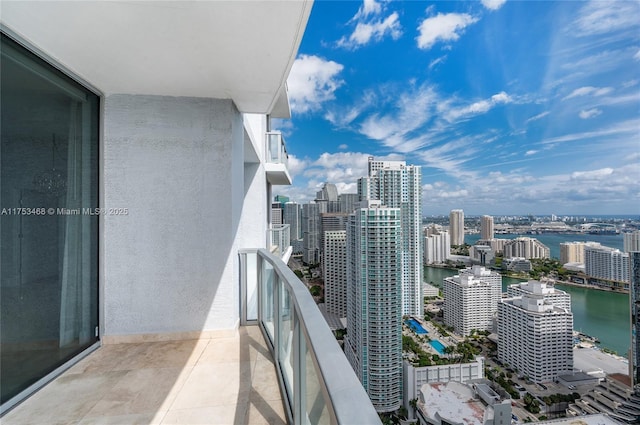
[2,326,286,425]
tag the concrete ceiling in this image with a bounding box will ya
[1,1,312,116]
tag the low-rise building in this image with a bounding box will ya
[416,381,511,425]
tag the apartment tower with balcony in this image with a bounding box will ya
[449,209,465,246]
[480,215,494,240]
[358,157,423,317]
[345,200,402,412]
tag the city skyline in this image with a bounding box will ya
[273,0,640,216]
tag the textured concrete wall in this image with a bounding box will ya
[103,94,254,335]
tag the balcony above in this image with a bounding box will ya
[265,132,292,185]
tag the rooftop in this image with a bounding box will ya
[418,382,494,425]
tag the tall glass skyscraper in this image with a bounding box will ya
[345,201,402,412]
[630,252,640,388]
[358,157,423,316]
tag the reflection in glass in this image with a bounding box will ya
[0,33,99,405]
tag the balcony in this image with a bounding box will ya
[265,132,292,185]
[3,249,380,425]
[270,224,292,259]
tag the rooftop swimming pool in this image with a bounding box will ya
[430,340,446,355]
[405,318,428,334]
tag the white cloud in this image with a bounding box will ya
[525,150,538,156]
[579,108,602,119]
[635,50,640,61]
[444,91,512,121]
[574,1,640,37]
[337,1,402,50]
[416,12,479,50]
[429,55,447,70]
[481,0,507,11]
[287,55,344,114]
[541,119,640,144]
[562,86,613,100]
[525,111,550,124]
[570,168,614,180]
[338,144,348,150]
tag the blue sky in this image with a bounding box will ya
[273,0,640,216]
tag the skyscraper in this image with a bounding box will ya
[503,237,550,259]
[424,230,450,264]
[302,202,320,264]
[498,294,573,383]
[585,245,630,285]
[443,266,501,335]
[630,252,640,387]
[480,215,494,240]
[358,157,423,316]
[449,209,465,246]
[338,193,359,214]
[283,202,301,240]
[345,201,402,412]
[624,231,640,253]
[324,230,347,317]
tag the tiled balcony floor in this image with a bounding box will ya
[2,326,286,425]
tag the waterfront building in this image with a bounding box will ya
[424,230,451,264]
[443,269,500,336]
[403,358,485,414]
[503,237,550,260]
[630,251,640,388]
[424,223,444,237]
[624,231,640,253]
[283,201,301,240]
[449,209,465,246]
[358,156,423,317]
[481,215,494,240]
[560,241,602,265]
[475,238,508,255]
[338,193,359,214]
[498,294,573,383]
[585,245,630,284]
[323,230,347,317]
[302,202,321,264]
[502,257,532,272]
[507,280,571,311]
[469,244,495,266]
[416,381,512,425]
[345,200,403,412]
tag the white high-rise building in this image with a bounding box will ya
[302,202,320,264]
[480,215,494,240]
[323,230,347,317]
[358,157,423,317]
[624,231,640,253]
[507,280,571,311]
[443,267,501,336]
[283,202,301,240]
[503,237,550,260]
[424,231,450,264]
[345,201,402,412]
[585,245,630,284]
[271,202,282,225]
[560,241,586,265]
[498,294,573,383]
[449,209,465,246]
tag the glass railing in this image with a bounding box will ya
[239,249,381,425]
[265,132,289,168]
[270,224,291,257]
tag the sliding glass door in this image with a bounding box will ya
[0,33,99,405]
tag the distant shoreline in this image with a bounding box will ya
[424,264,629,295]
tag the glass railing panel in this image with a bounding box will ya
[245,251,258,322]
[262,260,275,343]
[303,336,330,425]
[279,281,295,403]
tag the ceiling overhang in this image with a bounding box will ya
[1,1,312,115]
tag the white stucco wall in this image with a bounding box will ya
[102,94,258,336]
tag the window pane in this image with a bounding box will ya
[0,33,99,405]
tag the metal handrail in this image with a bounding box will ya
[242,248,381,425]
